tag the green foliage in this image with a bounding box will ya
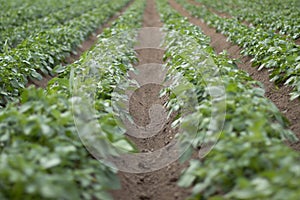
[0,0,146,199]
[0,0,72,30]
[156,0,300,199]
[180,139,300,200]
[177,0,300,100]
[196,0,300,40]
[0,87,119,200]
[0,0,131,108]
[0,0,109,52]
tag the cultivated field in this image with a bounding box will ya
[0,0,299,199]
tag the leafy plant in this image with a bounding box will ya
[156,1,300,199]
[0,0,106,52]
[179,138,300,200]
[195,0,300,40]
[0,0,146,199]
[0,0,131,108]
[177,0,300,100]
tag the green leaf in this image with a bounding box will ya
[53,65,65,74]
[31,71,43,80]
[40,157,61,169]
[113,139,135,152]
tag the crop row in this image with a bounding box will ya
[157,0,300,199]
[0,0,145,199]
[176,0,300,100]
[0,0,130,108]
[0,0,75,30]
[195,0,300,40]
[0,0,107,52]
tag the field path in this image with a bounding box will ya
[110,0,192,199]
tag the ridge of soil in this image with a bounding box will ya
[110,0,192,199]
[169,0,300,151]
[27,0,134,88]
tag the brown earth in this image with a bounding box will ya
[169,0,300,151]
[27,0,134,88]
[110,0,192,199]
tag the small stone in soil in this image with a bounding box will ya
[139,195,151,200]
[169,177,178,182]
[138,162,150,169]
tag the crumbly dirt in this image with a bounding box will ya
[110,0,192,199]
[169,0,300,151]
[27,0,134,88]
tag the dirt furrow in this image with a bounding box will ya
[110,0,192,199]
[169,0,300,151]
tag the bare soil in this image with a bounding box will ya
[110,0,192,199]
[169,0,300,151]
